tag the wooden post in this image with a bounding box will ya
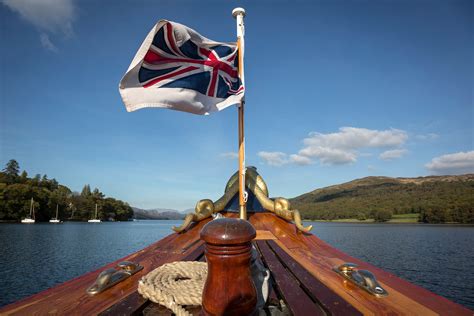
[200,218,257,316]
[238,97,246,220]
[233,8,247,220]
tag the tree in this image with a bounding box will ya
[357,212,367,221]
[31,174,41,186]
[3,159,20,181]
[373,210,392,222]
[92,188,105,199]
[81,184,91,197]
[19,170,28,183]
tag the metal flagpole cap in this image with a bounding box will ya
[232,7,246,18]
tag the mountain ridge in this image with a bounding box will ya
[132,207,185,220]
[293,174,474,198]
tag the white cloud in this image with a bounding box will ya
[257,151,288,167]
[298,146,356,165]
[220,152,238,160]
[257,127,409,167]
[303,127,407,150]
[2,0,76,50]
[289,154,313,165]
[40,33,58,52]
[425,151,474,175]
[295,127,408,165]
[380,149,408,160]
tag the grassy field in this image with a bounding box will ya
[389,213,420,222]
[307,213,420,223]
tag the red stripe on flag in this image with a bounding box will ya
[226,54,236,62]
[208,68,219,97]
[143,66,199,88]
[144,50,166,63]
[199,48,218,61]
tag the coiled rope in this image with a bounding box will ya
[138,261,207,316]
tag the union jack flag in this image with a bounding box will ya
[120,20,244,115]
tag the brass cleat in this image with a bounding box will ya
[334,263,388,297]
[86,261,143,295]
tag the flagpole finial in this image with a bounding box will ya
[232,7,246,18]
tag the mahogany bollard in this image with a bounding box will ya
[200,218,257,316]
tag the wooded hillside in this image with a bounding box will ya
[290,175,474,223]
[0,159,133,221]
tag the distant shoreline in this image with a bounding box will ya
[303,219,473,225]
[303,219,417,223]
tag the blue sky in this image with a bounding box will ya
[1,0,473,210]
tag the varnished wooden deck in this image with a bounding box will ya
[1,212,472,315]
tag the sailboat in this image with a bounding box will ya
[49,204,62,223]
[21,198,35,224]
[88,204,101,223]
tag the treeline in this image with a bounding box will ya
[0,159,133,222]
[290,176,474,223]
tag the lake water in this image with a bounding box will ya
[0,221,473,310]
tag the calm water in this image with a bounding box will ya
[0,221,473,310]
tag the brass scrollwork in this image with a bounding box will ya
[172,167,312,233]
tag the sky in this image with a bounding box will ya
[0,0,473,210]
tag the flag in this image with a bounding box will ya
[119,20,244,115]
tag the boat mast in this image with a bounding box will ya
[29,198,33,218]
[56,204,59,219]
[233,7,247,220]
[95,204,98,219]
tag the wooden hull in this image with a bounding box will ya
[1,212,471,315]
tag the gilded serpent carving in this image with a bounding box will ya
[172,167,312,233]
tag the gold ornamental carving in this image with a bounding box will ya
[172,167,312,233]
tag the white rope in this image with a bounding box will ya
[138,261,207,316]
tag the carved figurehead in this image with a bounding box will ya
[173,167,312,233]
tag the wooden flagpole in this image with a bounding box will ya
[233,8,247,220]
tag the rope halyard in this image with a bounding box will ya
[138,261,207,316]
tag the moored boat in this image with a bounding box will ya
[21,198,35,224]
[88,204,101,223]
[49,204,62,223]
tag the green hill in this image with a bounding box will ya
[289,174,474,223]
